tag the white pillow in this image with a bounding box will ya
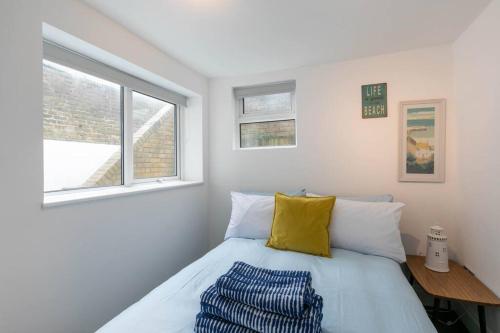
[225,192,406,263]
[330,199,406,263]
[224,192,275,240]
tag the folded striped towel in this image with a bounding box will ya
[200,285,323,333]
[215,261,315,318]
[194,312,256,333]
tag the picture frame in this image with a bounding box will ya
[361,83,387,118]
[399,99,446,182]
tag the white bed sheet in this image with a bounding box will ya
[97,238,436,333]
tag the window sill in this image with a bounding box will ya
[43,180,203,208]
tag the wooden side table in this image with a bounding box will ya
[406,255,500,333]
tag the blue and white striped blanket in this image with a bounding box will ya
[215,261,315,318]
[195,313,255,333]
[195,262,323,333]
[200,285,322,333]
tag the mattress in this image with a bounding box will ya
[96,238,436,333]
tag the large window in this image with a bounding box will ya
[43,41,185,193]
[234,81,296,149]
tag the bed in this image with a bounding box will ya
[97,238,436,333]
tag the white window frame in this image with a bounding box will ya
[234,81,297,149]
[123,88,181,186]
[43,40,184,193]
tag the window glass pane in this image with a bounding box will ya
[243,92,291,114]
[132,92,176,179]
[240,120,296,148]
[43,60,122,192]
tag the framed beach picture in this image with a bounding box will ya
[399,99,446,182]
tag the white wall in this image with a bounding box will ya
[0,1,208,333]
[208,45,457,257]
[2,0,498,332]
[453,0,500,331]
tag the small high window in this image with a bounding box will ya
[234,81,296,149]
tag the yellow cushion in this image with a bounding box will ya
[266,192,336,257]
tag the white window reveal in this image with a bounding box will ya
[43,40,185,194]
[234,81,296,149]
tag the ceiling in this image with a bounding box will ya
[83,0,491,78]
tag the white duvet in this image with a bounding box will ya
[97,238,436,333]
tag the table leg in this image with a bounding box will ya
[432,298,440,321]
[478,305,486,333]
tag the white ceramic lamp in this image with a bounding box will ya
[424,226,449,272]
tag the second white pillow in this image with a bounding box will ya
[330,199,406,263]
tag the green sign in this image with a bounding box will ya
[362,83,387,118]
